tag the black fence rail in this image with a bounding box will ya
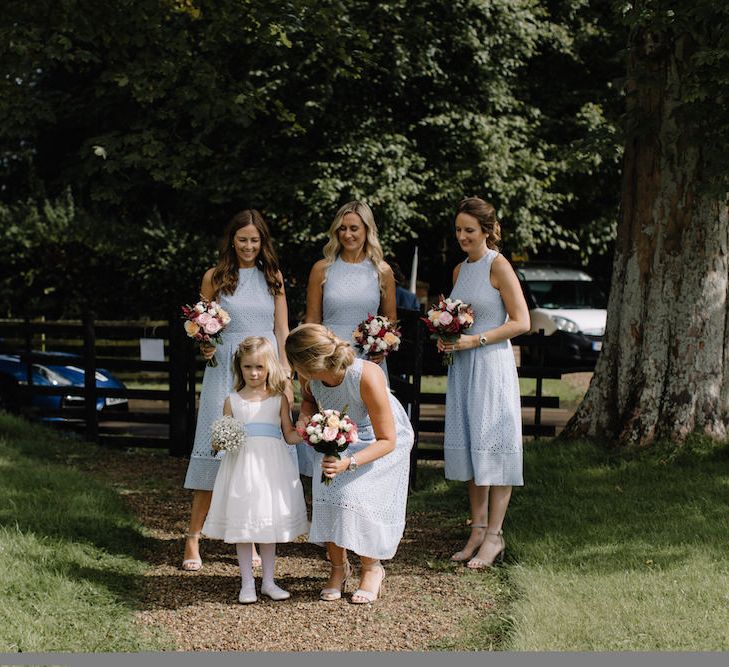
[0,315,595,489]
[0,315,196,454]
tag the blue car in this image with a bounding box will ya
[0,351,128,419]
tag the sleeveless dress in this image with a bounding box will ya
[307,358,414,560]
[297,256,389,476]
[443,250,523,486]
[184,267,297,490]
[202,393,309,543]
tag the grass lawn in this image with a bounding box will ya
[411,436,729,650]
[0,413,172,652]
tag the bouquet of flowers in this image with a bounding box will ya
[181,298,231,367]
[421,295,475,366]
[297,406,359,486]
[352,314,402,358]
[210,415,246,456]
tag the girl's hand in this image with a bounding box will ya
[295,416,309,437]
[321,455,348,480]
[437,335,478,353]
[200,343,216,360]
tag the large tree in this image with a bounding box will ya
[563,0,729,446]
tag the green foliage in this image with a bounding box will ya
[0,190,214,317]
[0,0,630,315]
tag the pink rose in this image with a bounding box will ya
[204,319,222,334]
[323,426,339,442]
[197,312,212,325]
[438,311,453,326]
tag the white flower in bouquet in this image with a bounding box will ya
[210,415,246,456]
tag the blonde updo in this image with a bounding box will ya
[285,323,355,377]
[456,197,501,250]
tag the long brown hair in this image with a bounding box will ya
[456,197,502,250]
[211,210,283,297]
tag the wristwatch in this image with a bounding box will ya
[479,333,489,347]
[348,454,358,472]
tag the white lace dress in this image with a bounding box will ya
[202,393,309,543]
[443,250,523,486]
[307,358,413,560]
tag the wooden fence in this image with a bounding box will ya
[0,315,196,455]
[1,314,592,487]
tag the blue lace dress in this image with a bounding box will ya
[307,358,413,560]
[183,268,297,490]
[443,250,523,486]
[298,257,389,477]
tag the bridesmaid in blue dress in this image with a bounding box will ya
[286,324,413,604]
[181,210,294,571]
[439,197,530,569]
[301,200,396,476]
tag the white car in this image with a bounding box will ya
[515,265,607,367]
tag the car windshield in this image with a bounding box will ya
[527,280,607,310]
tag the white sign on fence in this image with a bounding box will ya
[139,337,165,362]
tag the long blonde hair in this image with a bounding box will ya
[321,200,387,296]
[232,336,287,395]
[285,324,355,379]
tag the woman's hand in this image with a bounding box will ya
[436,334,478,354]
[200,343,216,360]
[368,352,386,365]
[321,455,349,480]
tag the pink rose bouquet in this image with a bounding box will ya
[421,295,475,366]
[352,314,402,359]
[297,405,359,486]
[181,298,231,367]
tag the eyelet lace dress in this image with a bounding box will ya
[184,268,297,490]
[443,250,523,486]
[297,256,389,477]
[307,358,413,560]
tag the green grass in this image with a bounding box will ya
[420,375,586,408]
[0,413,173,652]
[409,437,729,650]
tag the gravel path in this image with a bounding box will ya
[83,448,499,651]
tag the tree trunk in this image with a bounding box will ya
[562,21,729,447]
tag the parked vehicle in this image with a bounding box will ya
[515,265,607,367]
[0,351,128,419]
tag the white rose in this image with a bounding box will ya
[368,321,381,335]
[342,422,352,432]
[310,434,320,444]
[336,435,346,446]
[306,425,315,435]
[367,336,375,345]
[194,303,205,313]
[311,414,323,423]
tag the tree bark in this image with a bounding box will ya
[562,21,729,447]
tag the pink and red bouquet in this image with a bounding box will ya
[352,314,402,358]
[421,295,475,366]
[297,405,359,486]
[181,298,231,367]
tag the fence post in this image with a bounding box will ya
[168,315,188,457]
[23,316,33,399]
[83,313,98,442]
[534,329,545,432]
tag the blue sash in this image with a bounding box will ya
[246,422,283,439]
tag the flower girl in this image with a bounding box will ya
[203,336,308,603]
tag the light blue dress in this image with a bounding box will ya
[298,256,389,476]
[184,267,297,490]
[443,250,523,486]
[307,358,413,560]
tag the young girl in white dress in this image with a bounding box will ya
[203,336,309,604]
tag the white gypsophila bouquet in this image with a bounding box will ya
[210,415,246,456]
